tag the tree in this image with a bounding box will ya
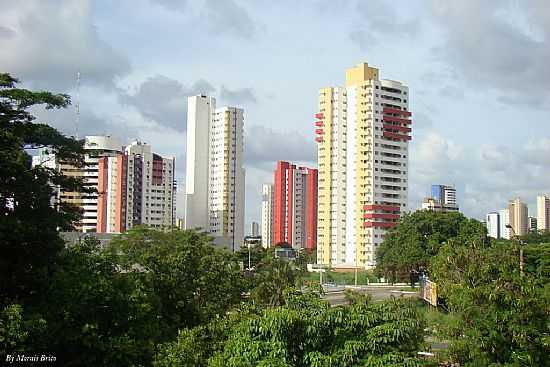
[37,237,162,366]
[430,240,550,366]
[109,227,245,337]
[250,255,301,307]
[376,211,488,281]
[0,73,86,304]
[155,292,433,367]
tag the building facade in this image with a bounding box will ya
[81,136,123,232]
[508,198,528,237]
[184,95,245,251]
[421,185,458,212]
[528,216,538,233]
[316,62,411,268]
[250,222,259,237]
[537,194,549,232]
[499,208,511,240]
[96,140,175,233]
[272,161,318,251]
[486,211,500,239]
[261,183,274,248]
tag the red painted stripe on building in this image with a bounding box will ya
[363,204,401,211]
[363,213,400,220]
[96,157,109,233]
[383,107,412,116]
[383,131,412,141]
[382,116,412,125]
[383,124,411,133]
[306,168,318,251]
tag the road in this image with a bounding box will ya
[321,285,419,306]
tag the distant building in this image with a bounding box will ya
[422,185,458,212]
[176,218,185,230]
[508,198,528,236]
[273,161,317,251]
[499,208,511,240]
[486,212,500,239]
[537,195,549,232]
[250,221,259,237]
[261,184,274,248]
[33,136,125,233]
[184,95,245,251]
[528,216,538,233]
[96,140,175,233]
[244,235,262,248]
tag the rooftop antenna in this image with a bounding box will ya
[75,71,80,139]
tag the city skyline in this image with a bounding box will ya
[3,1,550,229]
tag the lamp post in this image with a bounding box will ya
[505,224,524,275]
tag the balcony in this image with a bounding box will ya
[315,129,324,135]
[315,121,323,127]
[383,124,412,133]
[363,204,400,211]
[363,221,398,229]
[382,116,412,125]
[383,131,412,141]
[315,113,323,119]
[315,137,323,143]
[383,107,412,117]
[363,213,400,220]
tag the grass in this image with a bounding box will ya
[302,270,380,285]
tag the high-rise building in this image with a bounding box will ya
[499,208,511,240]
[261,184,274,248]
[250,221,259,237]
[536,195,549,232]
[508,198,528,237]
[184,95,245,251]
[81,136,123,232]
[528,216,537,233]
[316,62,411,268]
[421,185,458,212]
[272,161,318,251]
[486,211,500,239]
[96,140,175,233]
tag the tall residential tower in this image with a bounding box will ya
[316,62,411,268]
[272,161,318,251]
[184,96,245,251]
[261,184,274,248]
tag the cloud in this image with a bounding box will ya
[30,104,140,144]
[245,125,316,170]
[0,0,130,92]
[220,86,257,106]
[430,0,550,107]
[201,0,259,39]
[119,75,215,132]
[350,0,420,49]
[150,0,187,12]
[409,130,550,219]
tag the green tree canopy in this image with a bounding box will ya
[109,227,245,336]
[376,211,488,281]
[0,73,86,304]
[430,240,550,366]
[155,292,432,367]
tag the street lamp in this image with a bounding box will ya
[505,224,525,275]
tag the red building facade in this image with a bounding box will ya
[272,161,318,251]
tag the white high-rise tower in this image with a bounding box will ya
[184,96,245,251]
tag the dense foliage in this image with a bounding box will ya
[431,240,550,366]
[155,292,433,367]
[376,210,488,281]
[0,73,86,303]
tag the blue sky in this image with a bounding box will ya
[2,0,550,230]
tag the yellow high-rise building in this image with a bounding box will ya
[315,62,412,269]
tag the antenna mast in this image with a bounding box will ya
[75,71,80,139]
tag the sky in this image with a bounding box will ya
[1,0,550,231]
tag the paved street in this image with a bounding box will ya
[321,285,419,306]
